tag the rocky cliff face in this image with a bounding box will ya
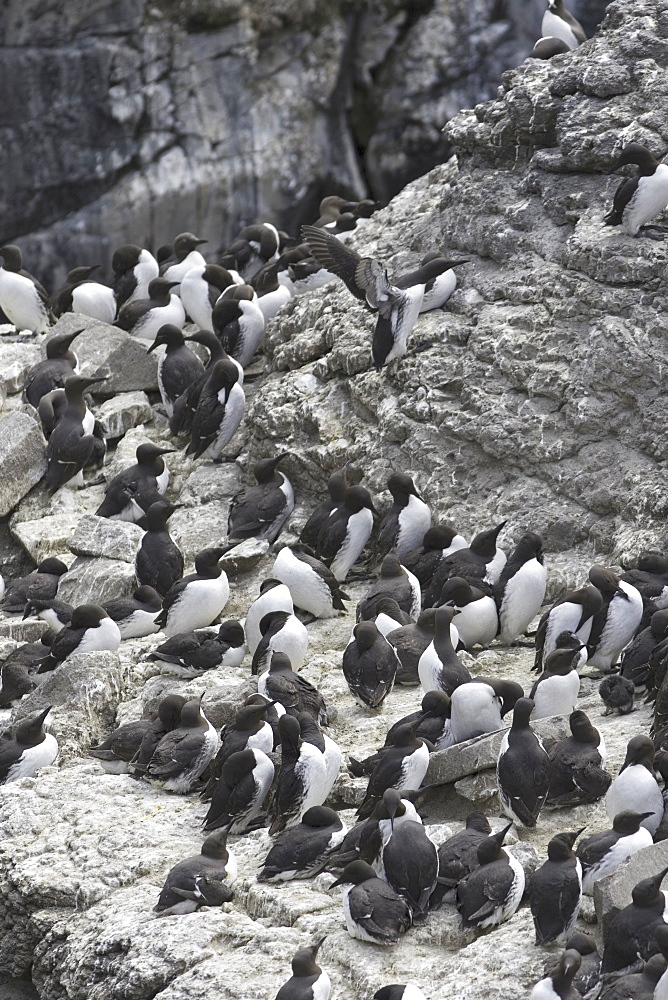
[1,0,608,287]
[252,0,668,572]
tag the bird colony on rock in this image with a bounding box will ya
[3,1,668,996]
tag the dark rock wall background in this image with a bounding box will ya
[0,0,608,287]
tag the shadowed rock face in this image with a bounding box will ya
[248,0,668,570]
[0,0,609,286]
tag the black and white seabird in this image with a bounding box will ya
[179,262,235,330]
[169,329,239,437]
[376,473,431,563]
[546,709,610,807]
[102,586,162,639]
[342,621,398,711]
[22,328,83,408]
[54,265,117,324]
[257,652,328,725]
[135,500,184,598]
[44,374,108,491]
[599,673,636,714]
[185,359,245,461]
[599,955,667,1000]
[221,222,281,282]
[149,620,244,677]
[529,949,582,1000]
[494,532,547,645]
[402,523,468,589]
[39,603,121,670]
[131,694,186,776]
[202,746,274,833]
[116,276,185,340]
[272,544,349,619]
[604,143,668,239]
[587,565,644,672]
[621,608,668,690]
[0,707,57,783]
[111,244,159,309]
[269,715,328,834]
[251,259,294,321]
[1,558,68,613]
[455,822,525,930]
[541,0,586,49]
[529,36,572,59]
[302,226,455,370]
[275,938,330,1000]
[565,932,601,995]
[244,580,294,656]
[153,828,235,915]
[96,443,172,521]
[161,232,208,289]
[448,678,523,745]
[251,609,309,675]
[601,867,668,975]
[1,629,54,677]
[438,576,498,649]
[154,547,230,637]
[385,609,437,686]
[228,455,294,543]
[329,860,412,944]
[654,924,668,1000]
[395,251,469,314]
[88,715,154,774]
[529,830,583,945]
[36,385,95,444]
[417,606,470,696]
[147,324,206,417]
[356,720,430,820]
[534,584,603,671]
[578,810,653,896]
[348,692,450,775]
[299,464,363,549]
[382,815,438,922]
[0,244,54,333]
[145,697,217,793]
[203,700,274,799]
[315,485,377,582]
[423,520,507,606]
[212,284,265,368]
[357,553,421,622]
[0,662,36,708]
[605,734,664,834]
[431,812,491,906]
[497,697,550,828]
[530,646,581,719]
[374,987,427,1000]
[259,805,346,882]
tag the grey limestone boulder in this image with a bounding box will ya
[0,413,46,518]
[94,391,153,439]
[68,515,143,563]
[57,557,136,605]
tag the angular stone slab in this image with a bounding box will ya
[426,714,571,786]
[0,412,46,517]
[94,391,153,439]
[47,315,158,397]
[13,650,124,759]
[68,515,143,563]
[11,512,81,564]
[0,343,41,394]
[57,557,136,605]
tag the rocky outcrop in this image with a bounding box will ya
[1,0,605,287]
[248,0,668,571]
